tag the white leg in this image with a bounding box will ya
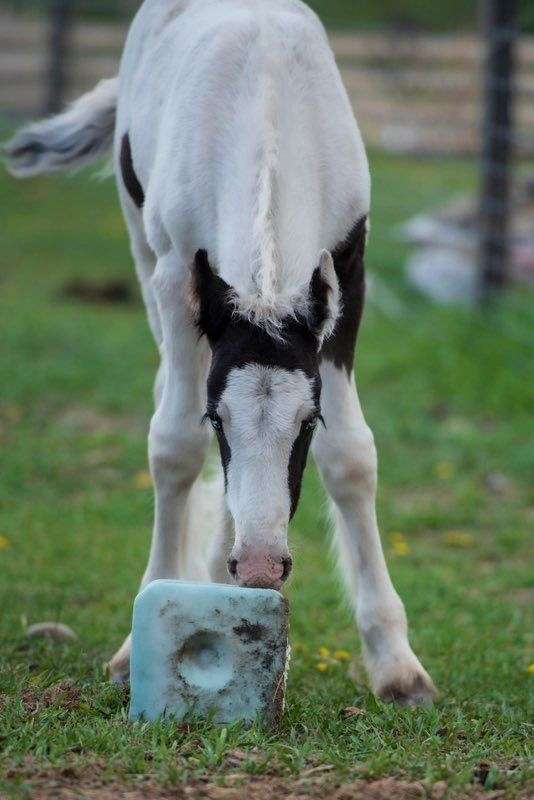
[129,225,163,349]
[120,183,163,349]
[313,361,437,705]
[109,250,210,682]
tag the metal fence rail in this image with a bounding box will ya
[0,1,531,303]
[1,7,532,158]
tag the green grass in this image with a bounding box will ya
[5,0,533,31]
[6,0,534,37]
[0,147,533,798]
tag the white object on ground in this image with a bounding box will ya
[129,580,289,726]
[406,246,478,305]
[26,622,77,641]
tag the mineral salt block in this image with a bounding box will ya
[129,580,289,726]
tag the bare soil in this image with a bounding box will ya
[21,680,82,715]
[3,765,532,800]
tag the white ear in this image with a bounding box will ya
[316,249,341,344]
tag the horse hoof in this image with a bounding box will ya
[377,671,438,707]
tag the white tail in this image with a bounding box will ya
[3,78,118,178]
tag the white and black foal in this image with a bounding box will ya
[5,0,436,705]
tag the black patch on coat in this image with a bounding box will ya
[321,216,367,375]
[193,249,324,408]
[192,250,324,514]
[192,249,235,344]
[120,133,145,209]
[288,420,316,519]
[307,265,334,338]
[214,425,231,490]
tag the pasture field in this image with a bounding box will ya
[0,143,533,799]
[0,0,478,29]
[8,0,534,32]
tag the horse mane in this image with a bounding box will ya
[247,12,285,326]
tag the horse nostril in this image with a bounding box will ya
[281,556,293,582]
[227,558,238,579]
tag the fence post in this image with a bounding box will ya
[46,0,72,114]
[478,0,518,302]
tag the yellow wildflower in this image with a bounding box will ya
[334,650,351,661]
[392,540,410,556]
[435,461,454,480]
[133,470,152,489]
[0,536,10,550]
[527,663,534,675]
[317,646,331,659]
[316,662,329,673]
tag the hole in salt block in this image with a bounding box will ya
[178,631,234,690]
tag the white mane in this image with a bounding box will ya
[250,12,281,311]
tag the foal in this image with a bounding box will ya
[5,0,436,705]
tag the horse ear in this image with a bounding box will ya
[190,250,234,342]
[307,250,340,345]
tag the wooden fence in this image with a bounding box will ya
[2,9,534,156]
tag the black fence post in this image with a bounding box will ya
[478,0,518,302]
[46,0,73,114]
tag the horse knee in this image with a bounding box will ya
[149,416,208,492]
[153,364,164,408]
[317,426,377,501]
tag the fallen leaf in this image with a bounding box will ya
[300,764,335,777]
[225,748,263,768]
[431,782,448,800]
[342,706,366,718]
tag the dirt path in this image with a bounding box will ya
[3,766,532,800]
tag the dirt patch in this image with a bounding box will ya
[58,279,135,305]
[21,680,82,714]
[3,767,533,800]
[336,780,425,799]
[57,406,128,434]
[512,587,534,606]
[55,405,147,438]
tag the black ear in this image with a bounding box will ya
[307,250,340,344]
[191,250,235,342]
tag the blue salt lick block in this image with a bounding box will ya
[129,580,289,726]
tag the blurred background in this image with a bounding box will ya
[2,0,534,301]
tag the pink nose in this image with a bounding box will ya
[228,553,293,589]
